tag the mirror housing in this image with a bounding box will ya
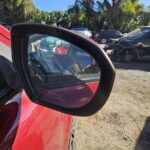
[11,24,115,116]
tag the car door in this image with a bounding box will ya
[0,28,72,150]
[0,70,21,149]
[12,91,72,150]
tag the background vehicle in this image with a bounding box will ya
[94,29,123,44]
[71,28,92,38]
[110,26,150,62]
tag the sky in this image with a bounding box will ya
[33,0,150,12]
[141,0,150,6]
[33,0,75,11]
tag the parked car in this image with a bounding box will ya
[94,29,123,44]
[0,24,115,149]
[109,26,150,62]
[71,28,92,38]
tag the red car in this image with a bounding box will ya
[0,24,115,150]
[53,45,69,55]
[0,25,72,150]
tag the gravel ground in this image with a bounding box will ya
[73,62,150,150]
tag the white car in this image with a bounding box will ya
[71,28,92,38]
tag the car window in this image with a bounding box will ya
[145,33,150,39]
[126,28,149,38]
[100,31,106,36]
[116,31,122,36]
[127,29,147,39]
[107,30,114,36]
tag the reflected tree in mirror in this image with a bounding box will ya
[27,34,101,108]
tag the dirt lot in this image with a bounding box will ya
[73,62,150,150]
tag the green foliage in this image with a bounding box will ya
[61,0,144,32]
[0,0,35,24]
[0,0,149,33]
[123,0,140,14]
[118,0,144,32]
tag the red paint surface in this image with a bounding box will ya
[12,91,72,150]
[39,82,99,108]
[0,25,10,47]
[0,26,72,150]
[54,46,69,55]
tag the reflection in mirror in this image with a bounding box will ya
[27,34,101,108]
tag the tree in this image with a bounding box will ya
[121,0,144,31]
[94,0,144,32]
[66,0,98,30]
[0,0,146,33]
[0,0,36,24]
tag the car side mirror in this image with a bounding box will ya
[11,24,115,116]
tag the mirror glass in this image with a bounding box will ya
[27,34,101,108]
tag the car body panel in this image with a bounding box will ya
[0,26,72,150]
[12,91,72,150]
[0,25,10,47]
[0,93,21,150]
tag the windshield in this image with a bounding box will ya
[126,28,150,38]
[127,28,141,37]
